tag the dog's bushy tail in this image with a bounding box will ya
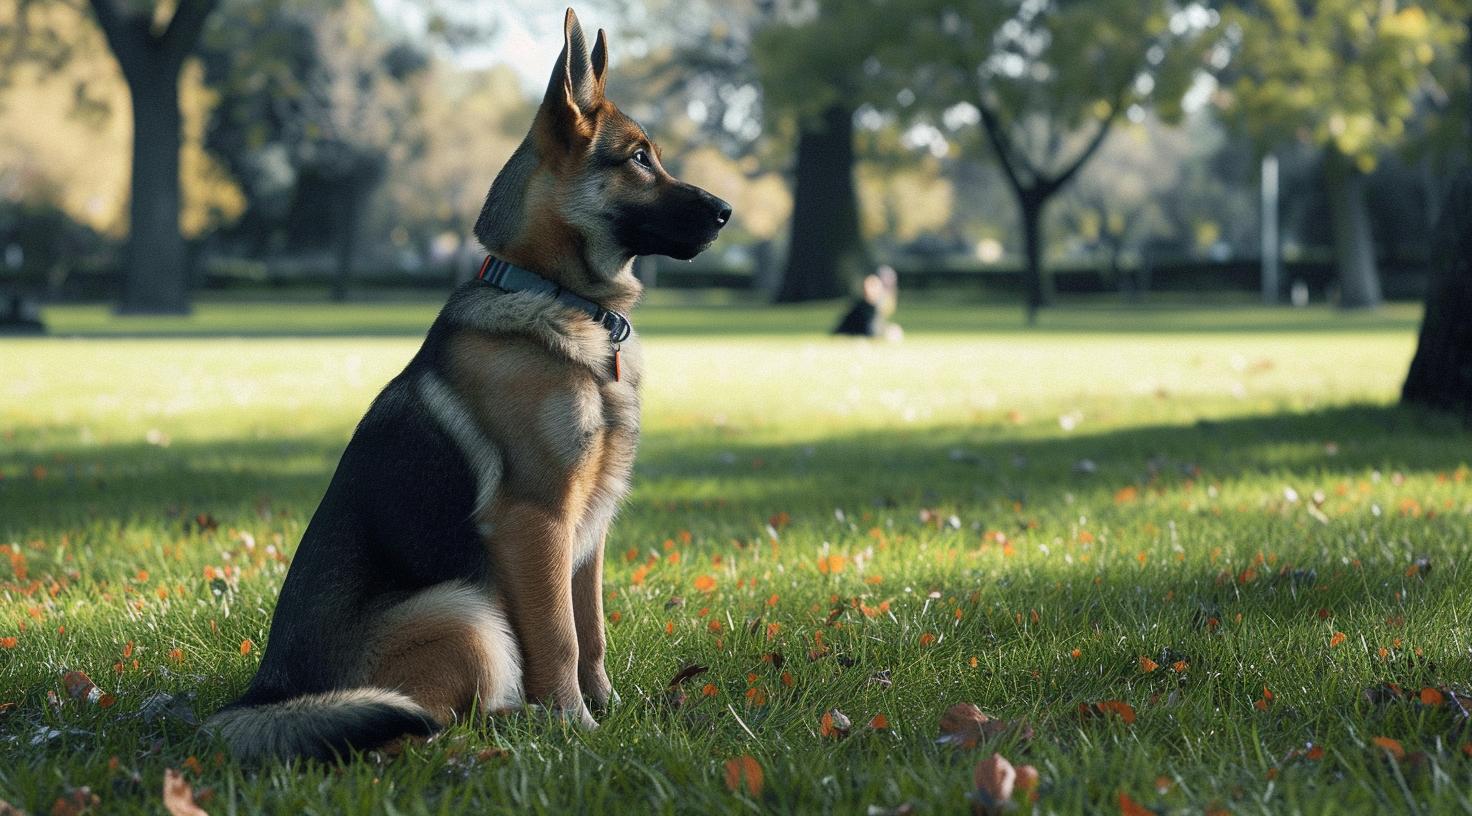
[206,688,440,763]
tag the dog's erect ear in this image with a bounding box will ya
[590,28,608,89]
[539,8,602,142]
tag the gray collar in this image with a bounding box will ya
[475,256,632,344]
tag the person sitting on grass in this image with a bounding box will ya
[832,265,902,341]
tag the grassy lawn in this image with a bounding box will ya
[2,298,1469,814]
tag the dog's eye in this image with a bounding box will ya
[631,149,653,169]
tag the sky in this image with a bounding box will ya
[373,0,597,93]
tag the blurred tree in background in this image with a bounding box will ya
[0,0,1468,318]
[203,0,430,301]
[87,0,219,314]
[905,0,1212,323]
[755,0,907,303]
[1219,0,1465,309]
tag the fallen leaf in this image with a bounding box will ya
[1138,656,1159,673]
[938,703,1031,748]
[1079,700,1136,725]
[162,769,208,816]
[971,753,1015,815]
[868,713,889,730]
[723,755,763,797]
[668,664,709,688]
[1014,764,1040,802]
[1329,631,1346,648]
[1371,736,1406,761]
[61,671,112,706]
[820,708,852,739]
[1419,687,1445,706]
[1117,791,1153,816]
[49,787,98,816]
[694,575,717,592]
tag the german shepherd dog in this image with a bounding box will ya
[207,8,731,762]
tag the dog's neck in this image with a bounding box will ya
[490,238,642,315]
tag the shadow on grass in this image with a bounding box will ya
[3,403,1467,539]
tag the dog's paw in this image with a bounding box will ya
[579,668,616,711]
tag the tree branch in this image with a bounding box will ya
[160,0,219,65]
[1043,100,1119,197]
[975,91,1038,195]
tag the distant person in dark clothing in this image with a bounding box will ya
[833,265,901,340]
[0,294,44,335]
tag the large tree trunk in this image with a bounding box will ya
[1401,174,1472,419]
[1018,191,1051,325]
[775,104,866,303]
[1323,151,1382,310]
[90,0,217,314]
[117,56,189,313]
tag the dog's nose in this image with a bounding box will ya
[703,193,732,227]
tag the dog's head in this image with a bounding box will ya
[475,9,731,297]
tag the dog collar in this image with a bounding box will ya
[475,256,632,345]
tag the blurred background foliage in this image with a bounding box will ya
[0,0,1467,316]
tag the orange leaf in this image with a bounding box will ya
[1329,631,1346,648]
[163,768,209,816]
[868,713,889,730]
[239,640,253,656]
[1082,700,1136,725]
[723,755,763,797]
[1138,656,1159,673]
[1306,745,1325,761]
[701,683,718,697]
[0,637,15,650]
[1117,791,1153,816]
[693,575,716,592]
[819,708,851,739]
[1420,687,1445,706]
[918,632,936,647]
[1371,736,1406,760]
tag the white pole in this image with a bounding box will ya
[1261,153,1280,304]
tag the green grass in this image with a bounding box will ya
[2,299,1470,814]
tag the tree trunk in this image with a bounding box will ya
[331,182,361,303]
[1402,171,1472,419]
[1018,191,1051,325]
[1323,151,1382,310]
[775,104,866,303]
[117,61,190,314]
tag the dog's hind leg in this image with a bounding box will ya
[363,581,523,725]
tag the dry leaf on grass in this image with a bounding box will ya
[820,708,852,739]
[1078,700,1136,725]
[162,769,208,816]
[968,753,1040,815]
[937,703,1032,749]
[723,755,763,797]
[48,788,98,816]
[60,671,115,708]
[970,754,1015,815]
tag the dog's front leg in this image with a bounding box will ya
[572,534,614,710]
[489,499,595,728]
